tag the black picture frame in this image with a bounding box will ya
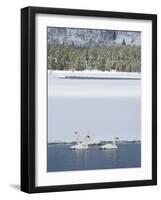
[21,6,157,193]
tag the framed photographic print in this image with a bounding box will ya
[21,6,157,193]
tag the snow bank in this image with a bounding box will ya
[48,70,141,80]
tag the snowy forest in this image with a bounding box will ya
[47,28,141,72]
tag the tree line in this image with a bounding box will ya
[47,43,141,72]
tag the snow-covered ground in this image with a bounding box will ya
[48,70,141,79]
[48,70,141,98]
[48,70,141,143]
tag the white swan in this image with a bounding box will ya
[70,142,88,149]
[100,137,119,149]
[85,131,101,145]
[70,132,89,149]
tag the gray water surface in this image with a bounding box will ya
[47,143,141,172]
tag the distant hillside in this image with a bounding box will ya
[48,27,141,48]
[47,28,141,72]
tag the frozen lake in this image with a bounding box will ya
[48,72,141,143]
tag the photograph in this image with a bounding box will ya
[47,27,141,172]
[21,6,157,193]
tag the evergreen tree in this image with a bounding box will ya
[96,49,106,71]
[122,39,126,46]
[47,43,141,72]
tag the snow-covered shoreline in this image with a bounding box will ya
[48,70,141,80]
